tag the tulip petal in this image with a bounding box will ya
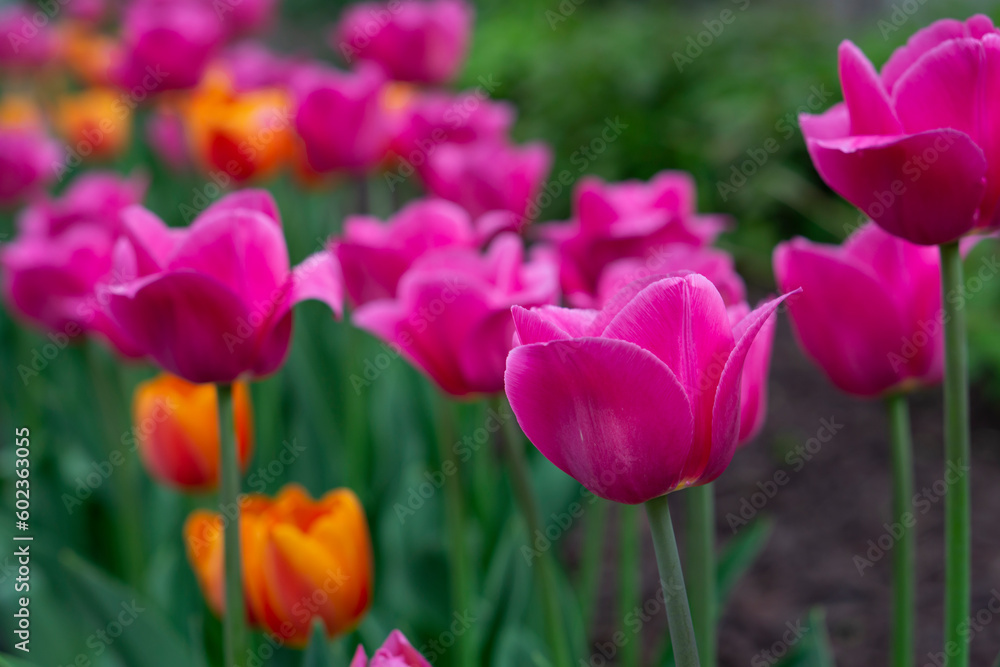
[511,304,596,345]
[881,15,998,92]
[806,130,987,245]
[839,40,901,135]
[350,646,367,667]
[121,206,181,275]
[505,337,694,504]
[291,250,344,317]
[201,188,281,226]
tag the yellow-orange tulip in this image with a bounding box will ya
[53,87,131,160]
[132,374,253,490]
[181,71,293,183]
[184,485,373,645]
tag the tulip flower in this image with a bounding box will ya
[217,43,301,93]
[103,189,343,383]
[504,273,793,505]
[0,172,147,357]
[293,63,394,174]
[390,89,514,162]
[0,4,57,70]
[354,232,559,396]
[54,88,132,161]
[133,374,253,490]
[114,0,224,92]
[351,631,431,667]
[184,485,373,646]
[217,0,277,36]
[773,222,943,397]
[180,73,294,183]
[800,15,1000,245]
[333,198,481,306]
[0,95,61,207]
[539,172,728,305]
[331,0,472,85]
[421,138,552,222]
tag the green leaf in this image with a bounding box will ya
[773,607,836,667]
[59,550,193,667]
[302,619,332,667]
[0,654,43,667]
[717,516,774,605]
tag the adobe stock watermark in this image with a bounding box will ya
[336,0,405,63]
[751,618,809,666]
[5,0,73,54]
[417,610,477,664]
[716,84,833,201]
[725,417,844,533]
[545,0,585,30]
[520,484,601,566]
[853,460,969,576]
[54,600,145,667]
[923,589,1000,667]
[672,0,752,72]
[877,0,932,40]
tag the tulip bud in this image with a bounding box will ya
[351,630,431,666]
[133,374,253,490]
[184,485,373,646]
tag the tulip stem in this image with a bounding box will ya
[885,393,915,667]
[619,504,640,667]
[435,394,475,666]
[218,383,247,667]
[497,397,572,666]
[940,241,970,667]
[686,484,716,667]
[645,494,701,667]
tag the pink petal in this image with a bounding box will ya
[349,645,368,667]
[290,250,343,318]
[511,304,597,345]
[881,15,998,93]
[121,206,181,276]
[838,40,901,135]
[200,188,281,226]
[505,337,695,504]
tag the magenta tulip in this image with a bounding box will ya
[0,4,57,69]
[1,172,147,356]
[218,43,301,93]
[331,0,472,85]
[353,233,558,396]
[774,222,944,397]
[294,62,394,174]
[114,0,225,92]
[504,273,793,504]
[801,15,1000,245]
[333,198,480,306]
[539,172,728,305]
[729,300,776,446]
[0,123,61,207]
[103,190,343,384]
[351,630,431,667]
[421,138,552,222]
[217,0,277,36]
[390,89,514,162]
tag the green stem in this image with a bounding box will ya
[218,384,246,667]
[940,241,970,667]
[885,393,915,667]
[619,505,639,667]
[497,397,571,666]
[435,394,475,666]
[579,498,608,634]
[645,495,700,667]
[686,484,716,667]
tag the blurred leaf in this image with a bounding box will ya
[59,550,193,667]
[773,607,835,667]
[717,516,774,605]
[0,655,43,667]
[302,619,332,667]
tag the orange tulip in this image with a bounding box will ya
[58,22,116,86]
[53,87,131,160]
[184,485,373,646]
[180,70,294,183]
[132,374,253,490]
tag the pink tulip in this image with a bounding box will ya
[115,0,225,92]
[0,4,57,69]
[539,172,728,305]
[391,89,514,161]
[1,172,147,356]
[504,273,793,504]
[729,301,776,446]
[293,62,393,174]
[592,244,745,309]
[331,0,472,85]
[217,0,277,36]
[801,15,1000,245]
[353,233,559,396]
[146,106,189,172]
[218,43,301,93]
[0,125,61,207]
[421,138,552,222]
[774,222,944,397]
[351,630,431,667]
[333,198,480,306]
[103,190,343,383]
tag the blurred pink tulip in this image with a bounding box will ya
[0,4,57,69]
[145,107,189,172]
[115,0,225,92]
[729,300,776,446]
[294,63,393,174]
[774,222,944,397]
[1,172,147,356]
[331,0,472,84]
[217,42,301,92]
[539,172,728,305]
[351,630,431,667]
[801,15,1000,245]
[0,128,61,207]
[391,89,514,161]
[422,139,552,222]
[333,198,479,306]
[504,273,793,504]
[103,190,343,383]
[354,233,559,396]
[217,0,277,36]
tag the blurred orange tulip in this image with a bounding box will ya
[59,22,116,86]
[133,374,254,490]
[181,70,294,183]
[184,485,373,645]
[54,87,131,160]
